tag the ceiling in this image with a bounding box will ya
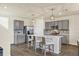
[0,3,79,19]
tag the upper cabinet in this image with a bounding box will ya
[50,21,55,29]
[45,22,52,29]
[45,20,69,30]
[19,21,24,30]
[14,20,24,30]
[45,22,50,29]
[62,20,69,30]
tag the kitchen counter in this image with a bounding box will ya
[44,35,63,54]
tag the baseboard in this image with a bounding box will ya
[11,42,26,45]
[69,44,78,46]
[62,43,78,47]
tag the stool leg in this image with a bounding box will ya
[27,42,29,48]
[44,50,46,56]
[33,39,36,52]
[44,46,47,56]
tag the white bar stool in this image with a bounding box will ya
[40,37,54,56]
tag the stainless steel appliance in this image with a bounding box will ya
[23,26,34,43]
[23,26,27,43]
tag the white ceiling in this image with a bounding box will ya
[0,3,79,19]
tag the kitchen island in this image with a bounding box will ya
[28,34,63,54]
[44,35,63,54]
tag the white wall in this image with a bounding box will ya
[34,17,45,36]
[55,14,79,45]
[0,16,10,56]
[0,16,32,56]
[24,19,33,26]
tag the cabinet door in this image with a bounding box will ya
[45,22,50,29]
[48,22,54,29]
[50,21,55,29]
[61,35,66,44]
[19,21,24,30]
[61,35,69,44]
[14,20,24,30]
[51,21,55,26]
[62,20,69,30]
[66,35,69,44]
[14,34,18,44]
[58,20,63,30]
[14,20,20,30]
[54,21,58,26]
[17,35,25,43]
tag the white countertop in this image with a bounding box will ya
[27,34,62,36]
[27,34,63,40]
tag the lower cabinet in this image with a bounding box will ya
[61,35,69,44]
[14,34,25,44]
[17,34,25,44]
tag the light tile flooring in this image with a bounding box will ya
[11,43,79,56]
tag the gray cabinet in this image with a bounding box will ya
[45,20,69,30]
[51,21,55,26]
[61,35,69,44]
[54,21,58,26]
[45,21,59,29]
[14,20,24,30]
[45,22,49,29]
[14,20,19,30]
[61,35,66,44]
[62,20,69,30]
[50,21,55,29]
[58,21,63,30]
[45,20,69,44]
[14,20,25,44]
[61,30,69,44]
[19,21,24,30]
[14,34,25,44]
[17,34,25,44]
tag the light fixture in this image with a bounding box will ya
[4,6,7,9]
[50,8,54,20]
[31,14,36,23]
[58,12,62,15]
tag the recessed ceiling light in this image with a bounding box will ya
[4,6,7,9]
[59,12,62,15]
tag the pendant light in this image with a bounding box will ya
[31,14,35,25]
[50,8,54,20]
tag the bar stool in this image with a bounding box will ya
[33,36,43,52]
[40,37,54,56]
